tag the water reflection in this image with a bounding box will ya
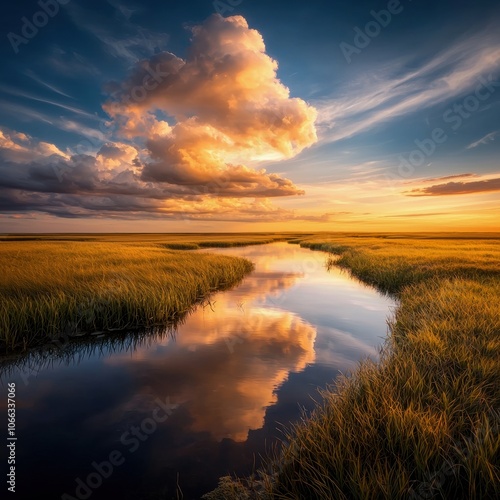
[106,308,316,442]
[0,243,395,499]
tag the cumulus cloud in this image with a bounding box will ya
[0,129,70,163]
[97,142,141,173]
[0,129,326,221]
[0,15,318,222]
[104,14,317,195]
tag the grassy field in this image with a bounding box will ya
[1,234,306,352]
[205,233,500,499]
[0,232,308,245]
[2,232,499,497]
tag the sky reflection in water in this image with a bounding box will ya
[1,243,395,499]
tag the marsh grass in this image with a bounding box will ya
[0,233,310,352]
[0,240,254,353]
[160,239,278,250]
[301,236,500,294]
[0,232,303,244]
[2,232,499,497]
[160,242,201,250]
[205,234,500,499]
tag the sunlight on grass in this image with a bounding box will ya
[0,240,255,352]
[0,233,312,353]
[205,233,500,499]
[2,232,499,497]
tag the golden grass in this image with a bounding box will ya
[0,239,257,352]
[0,233,312,352]
[0,232,308,244]
[205,233,500,499]
[301,234,500,293]
[2,232,499,497]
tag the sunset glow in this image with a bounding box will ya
[1,1,499,231]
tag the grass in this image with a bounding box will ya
[0,232,308,245]
[0,233,313,353]
[301,235,500,294]
[0,239,258,353]
[160,238,280,250]
[205,233,500,499]
[2,232,499,497]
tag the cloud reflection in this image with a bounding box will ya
[105,265,315,441]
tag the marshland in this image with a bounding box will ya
[0,232,498,499]
[207,233,500,499]
[0,233,303,352]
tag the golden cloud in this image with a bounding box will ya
[105,14,317,196]
[0,16,320,221]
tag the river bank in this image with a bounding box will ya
[205,234,500,499]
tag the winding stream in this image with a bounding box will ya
[1,243,396,499]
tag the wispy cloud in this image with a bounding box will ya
[0,101,55,125]
[46,48,101,77]
[466,131,498,149]
[0,85,96,119]
[316,30,500,142]
[24,70,74,99]
[66,1,169,63]
[107,0,137,20]
[383,212,449,218]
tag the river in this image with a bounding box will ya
[1,242,396,499]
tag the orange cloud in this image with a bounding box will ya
[104,14,317,196]
[0,135,327,221]
[0,16,319,222]
[96,142,140,173]
[403,173,479,185]
[406,176,500,196]
[0,128,69,162]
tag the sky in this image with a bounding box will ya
[0,0,499,232]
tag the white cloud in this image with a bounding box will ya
[315,30,500,143]
[466,131,498,149]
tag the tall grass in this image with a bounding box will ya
[0,241,253,353]
[205,234,500,499]
[0,232,306,245]
[159,239,278,250]
[301,236,500,294]
[0,233,309,352]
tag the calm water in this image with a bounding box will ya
[1,243,395,499]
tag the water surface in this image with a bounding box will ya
[0,243,395,499]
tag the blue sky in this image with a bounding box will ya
[0,0,499,232]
